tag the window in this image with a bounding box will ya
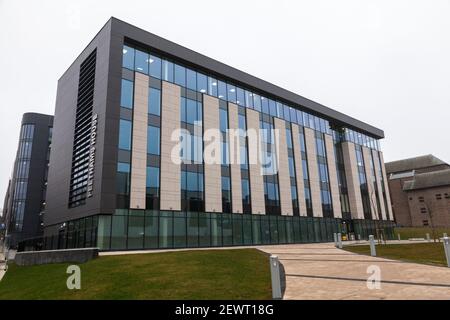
[148,88,161,116]
[423,220,429,226]
[162,60,174,82]
[181,98,202,124]
[146,167,160,189]
[120,79,133,109]
[174,64,186,87]
[208,77,218,97]
[290,107,297,123]
[197,73,207,93]
[245,91,253,108]
[186,68,197,91]
[147,126,160,155]
[236,87,245,106]
[261,97,269,114]
[218,81,227,100]
[122,45,135,70]
[276,102,283,118]
[283,105,291,121]
[286,128,293,149]
[269,99,277,116]
[419,196,425,202]
[227,83,236,103]
[117,162,130,194]
[253,94,261,112]
[238,114,246,131]
[220,108,228,132]
[135,50,149,74]
[119,120,132,150]
[436,194,442,200]
[288,157,295,178]
[149,55,161,79]
[420,207,427,214]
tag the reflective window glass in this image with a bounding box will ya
[218,80,227,100]
[122,46,135,70]
[290,107,297,123]
[283,105,291,121]
[236,87,245,106]
[186,99,198,124]
[174,64,186,87]
[119,120,132,150]
[148,88,161,116]
[135,50,149,74]
[227,83,236,103]
[186,68,197,91]
[149,55,162,79]
[268,99,276,116]
[162,60,174,82]
[245,91,253,108]
[146,167,160,188]
[220,108,228,132]
[120,79,133,109]
[147,126,160,155]
[276,102,283,118]
[197,73,207,93]
[253,94,261,112]
[208,77,218,97]
[261,97,269,114]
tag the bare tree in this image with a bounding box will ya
[422,197,438,243]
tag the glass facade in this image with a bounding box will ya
[9,124,35,232]
[26,213,395,252]
[355,145,372,219]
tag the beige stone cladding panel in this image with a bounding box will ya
[228,102,243,213]
[372,150,388,220]
[304,128,323,217]
[379,151,394,221]
[362,147,379,220]
[160,81,181,211]
[246,108,265,214]
[324,135,342,218]
[203,95,222,213]
[274,118,293,216]
[291,124,307,216]
[130,73,149,209]
[341,142,364,219]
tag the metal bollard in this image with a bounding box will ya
[270,255,282,299]
[337,233,343,249]
[398,233,401,241]
[333,233,338,247]
[369,235,376,257]
[426,233,430,242]
[443,237,450,268]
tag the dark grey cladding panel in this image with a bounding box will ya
[109,17,384,139]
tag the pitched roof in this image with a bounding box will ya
[403,169,450,191]
[385,154,448,174]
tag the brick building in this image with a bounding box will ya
[386,155,450,227]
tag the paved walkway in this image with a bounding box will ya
[258,243,450,300]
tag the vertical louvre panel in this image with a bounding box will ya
[68,49,97,208]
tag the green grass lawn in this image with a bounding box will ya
[0,249,272,300]
[344,243,448,267]
[395,227,450,240]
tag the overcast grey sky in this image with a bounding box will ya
[1,0,449,201]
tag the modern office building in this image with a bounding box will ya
[42,17,394,251]
[3,113,53,248]
[386,155,450,227]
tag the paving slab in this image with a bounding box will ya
[258,243,450,300]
